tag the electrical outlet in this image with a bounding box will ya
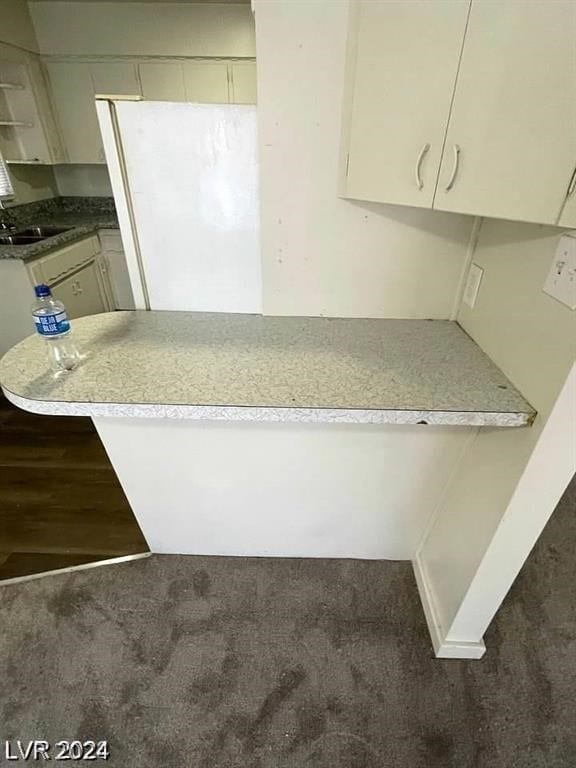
[463,263,483,308]
[543,234,576,310]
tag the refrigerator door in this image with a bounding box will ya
[106,100,261,313]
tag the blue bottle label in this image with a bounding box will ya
[34,311,71,336]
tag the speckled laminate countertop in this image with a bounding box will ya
[0,311,536,427]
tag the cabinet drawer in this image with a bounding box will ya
[41,235,99,285]
[99,231,123,253]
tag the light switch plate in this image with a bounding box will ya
[543,234,576,310]
[463,263,484,308]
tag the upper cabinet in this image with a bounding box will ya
[46,63,103,164]
[91,63,140,98]
[433,1,576,225]
[41,58,256,165]
[341,0,576,227]
[343,1,469,210]
[229,61,257,105]
[46,62,140,163]
[138,60,256,104]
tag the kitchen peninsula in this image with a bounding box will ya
[0,310,533,426]
[0,310,534,577]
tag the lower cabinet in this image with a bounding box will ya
[0,231,134,356]
[51,260,109,319]
[30,234,114,316]
[0,235,113,356]
[99,230,135,310]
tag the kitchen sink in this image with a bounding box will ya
[0,226,73,246]
[16,226,73,238]
[0,235,46,245]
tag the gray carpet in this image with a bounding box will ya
[1,477,575,768]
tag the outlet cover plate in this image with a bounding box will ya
[543,234,576,310]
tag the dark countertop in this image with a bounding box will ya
[0,197,119,263]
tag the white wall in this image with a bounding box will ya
[254,0,474,319]
[0,0,38,51]
[95,418,472,559]
[29,1,256,57]
[54,165,112,197]
[417,219,576,647]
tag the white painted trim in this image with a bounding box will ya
[415,426,479,553]
[447,361,576,640]
[413,553,486,659]
[0,552,150,588]
[95,98,148,309]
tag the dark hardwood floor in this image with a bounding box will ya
[0,394,148,581]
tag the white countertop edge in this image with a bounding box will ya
[2,387,532,428]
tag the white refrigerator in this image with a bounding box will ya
[96,98,262,313]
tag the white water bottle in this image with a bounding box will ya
[31,284,81,374]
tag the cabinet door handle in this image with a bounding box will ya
[566,165,576,198]
[415,143,430,190]
[75,280,83,295]
[445,144,461,191]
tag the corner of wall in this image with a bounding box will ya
[0,0,39,53]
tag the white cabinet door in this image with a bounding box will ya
[182,61,229,103]
[434,0,576,225]
[26,56,66,163]
[343,0,470,208]
[139,62,185,101]
[48,62,141,164]
[91,62,140,98]
[139,61,229,103]
[52,261,107,319]
[46,63,102,164]
[230,61,257,104]
[95,254,115,311]
[99,231,135,310]
[104,248,135,310]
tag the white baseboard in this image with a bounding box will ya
[413,553,486,660]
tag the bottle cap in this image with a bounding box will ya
[34,284,51,298]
